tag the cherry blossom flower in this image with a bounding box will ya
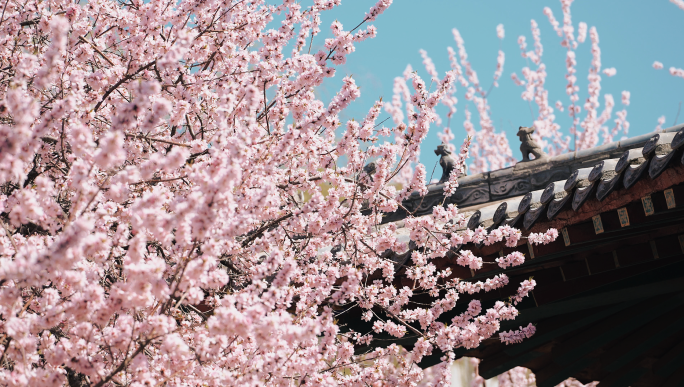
[603,67,616,77]
[497,24,505,40]
[671,0,684,11]
[655,116,667,132]
[670,67,684,79]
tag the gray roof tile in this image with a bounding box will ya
[385,124,684,243]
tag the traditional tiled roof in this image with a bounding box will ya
[386,123,684,232]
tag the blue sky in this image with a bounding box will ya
[303,0,684,171]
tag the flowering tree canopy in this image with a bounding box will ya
[0,0,562,386]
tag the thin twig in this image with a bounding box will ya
[674,101,682,126]
[92,336,157,387]
[94,61,156,112]
[184,114,196,140]
[130,176,188,186]
[263,81,270,134]
[241,212,293,247]
[0,337,11,368]
[125,134,191,148]
[1,220,17,253]
[79,36,115,66]
[0,0,10,28]
[377,305,425,338]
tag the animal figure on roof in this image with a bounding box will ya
[435,144,459,183]
[518,126,548,162]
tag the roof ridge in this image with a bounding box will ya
[384,123,684,224]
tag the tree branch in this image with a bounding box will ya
[94,60,156,112]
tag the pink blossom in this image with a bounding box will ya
[511,279,536,305]
[670,67,684,79]
[443,137,470,197]
[457,250,483,270]
[655,115,667,132]
[528,228,559,245]
[366,0,392,21]
[420,49,439,82]
[493,50,506,87]
[577,22,588,43]
[0,1,559,384]
[496,251,526,269]
[500,323,536,344]
[671,0,684,11]
[603,67,616,77]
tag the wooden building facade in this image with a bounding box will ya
[342,124,684,387]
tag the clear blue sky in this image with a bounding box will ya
[302,0,684,171]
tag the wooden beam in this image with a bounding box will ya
[467,212,684,284]
[504,302,635,357]
[599,368,647,387]
[479,302,634,379]
[654,338,684,379]
[479,351,545,380]
[552,294,684,366]
[591,309,684,386]
[508,276,684,326]
[536,358,594,387]
[480,292,684,379]
[663,364,684,387]
[531,297,683,385]
[595,330,684,386]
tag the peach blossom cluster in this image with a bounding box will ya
[0,0,555,386]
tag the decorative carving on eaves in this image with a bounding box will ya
[384,181,490,222]
[650,152,678,179]
[490,178,532,200]
[596,173,623,202]
[647,132,679,179]
[560,167,592,212]
[489,167,571,201]
[530,168,572,188]
[572,185,595,211]
[547,192,572,220]
[448,182,490,207]
[623,153,652,189]
[401,192,444,218]
[493,202,509,225]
